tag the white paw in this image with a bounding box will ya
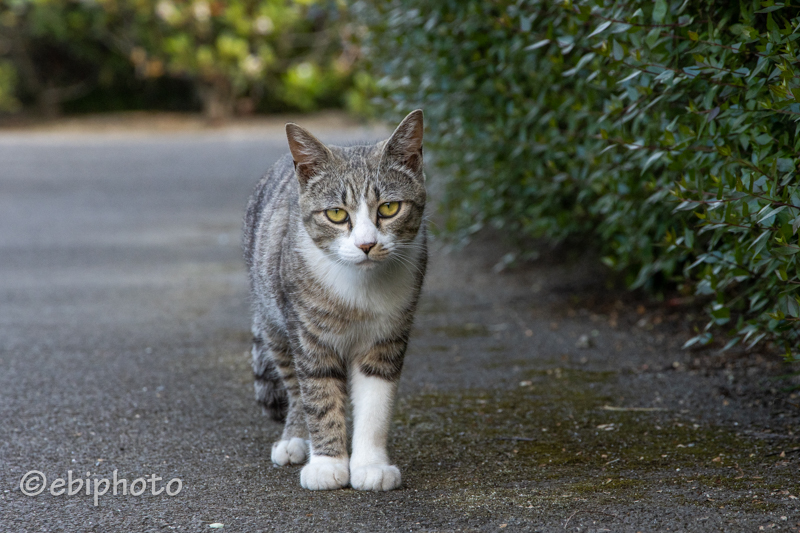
[300,456,349,490]
[350,464,401,491]
[271,438,308,466]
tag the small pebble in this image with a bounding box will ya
[575,334,592,349]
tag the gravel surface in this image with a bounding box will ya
[1,119,798,532]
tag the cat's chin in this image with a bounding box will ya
[346,256,395,270]
[353,258,379,269]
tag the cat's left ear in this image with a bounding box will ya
[383,109,424,176]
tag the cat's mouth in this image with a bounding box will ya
[354,253,394,268]
[354,257,379,268]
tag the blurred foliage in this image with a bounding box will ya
[355,0,800,359]
[344,70,379,119]
[0,59,19,112]
[114,0,355,117]
[0,0,119,115]
[0,0,356,117]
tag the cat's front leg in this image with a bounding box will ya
[349,352,404,491]
[296,333,350,490]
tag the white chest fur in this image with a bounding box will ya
[298,230,423,357]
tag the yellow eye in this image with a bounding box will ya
[378,201,400,218]
[325,208,349,223]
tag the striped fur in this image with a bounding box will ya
[243,110,427,491]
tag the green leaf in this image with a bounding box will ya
[755,5,785,14]
[711,305,731,323]
[754,133,772,145]
[748,230,771,251]
[721,338,741,351]
[616,70,642,84]
[757,205,787,224]
[777,158,795,172]
[587,21,612,39]
[612,40,624,61]
[684,228,695,248]
[683,66,701,77]
[641,150,665,175]
[683,333,712,348]
[645,27,660,48]
[652,0,668,23]
[525,39,551,51]
[772,245,800,256]
[788,297,800,319]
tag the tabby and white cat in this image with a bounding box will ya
[243,110,427,491]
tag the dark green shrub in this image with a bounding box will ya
[354,0,800,358]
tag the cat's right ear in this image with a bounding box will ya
[286,123,332,187]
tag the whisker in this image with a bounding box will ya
[390,250,425,276]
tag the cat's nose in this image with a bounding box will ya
[357,242,376,254]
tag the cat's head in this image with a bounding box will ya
[286,110,426,269]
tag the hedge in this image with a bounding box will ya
[354,0,800,359]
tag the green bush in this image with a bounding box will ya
[355,0,800,358]
[0,59,19,112]
[0,0,354,117]
[0,0,119,116]
[113,0,352,117]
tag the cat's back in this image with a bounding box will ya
[243,153,297,272]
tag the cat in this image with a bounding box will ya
[243,110,427,491]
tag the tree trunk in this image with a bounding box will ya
[198,77,234,122]
[36,81,90,119]
[37,84,62,119]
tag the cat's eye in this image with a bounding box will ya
[325,208,349,223]
[378,201,400,218]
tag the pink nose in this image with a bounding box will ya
[358,242,376,254]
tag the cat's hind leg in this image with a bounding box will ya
[271,343,309,465]
[252,326,308,466]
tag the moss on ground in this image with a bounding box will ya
[391,366,800,515]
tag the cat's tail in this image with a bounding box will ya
[251,336,288,422]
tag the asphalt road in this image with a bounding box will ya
[1,121,798,532]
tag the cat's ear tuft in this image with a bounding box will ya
[383,109,424,175]
[286,123,332,186]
